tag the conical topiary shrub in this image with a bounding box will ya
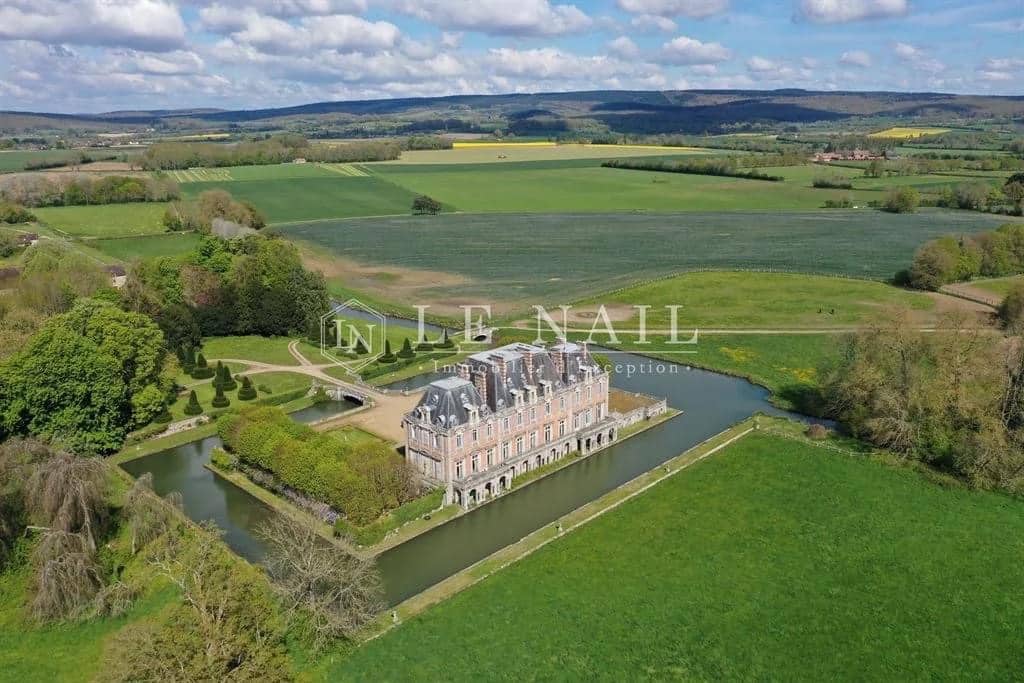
[354,338,368,355]
[237,376,257,401]
[191,352,214,379]
[380,339,396,363]
[183,390,203,416]
[211,383,230,409]
[182,346,196,374]
[437,328,453,349]
[398,337,415,359]
[216,361,237,391]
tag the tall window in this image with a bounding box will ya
[545,401,551,416]
[516,436,524,454]
[456,433,463,449]
[472,429,478,443]
[503,417,510,431]
[456,461,464,478]
[486,422,493,437]
[517,411,523,426]
[544,425,552,442]
[530,432,537,448]
[558,420,565,437]
[501,442,509,460]
[487,448,494,466]
[529,407,536,422]
[471,453,479,473]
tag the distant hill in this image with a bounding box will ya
[2,89,1023,136]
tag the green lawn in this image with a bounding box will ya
[89,232,202,262]
[327,425,391,448]
[0,149,85,172]
[33,203,169,237]
[370,162,861,212]
[181,176,419,224]
[276,210,1013,312]
[583,271,935,328]
[200,335,300,366]
[328,432,1024,681]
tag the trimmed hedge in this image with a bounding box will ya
[218,405,417,526]
[334,488,444,546]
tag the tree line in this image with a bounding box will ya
[163,189,266,232]
[141,134,400,170]
[602,158,784,181]
[902,221,1024,290]
[0,173,179,208]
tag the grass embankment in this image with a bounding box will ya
[199,335,304,366]
[332,428,1024,681]
[970,275,1023,298]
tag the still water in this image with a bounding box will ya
[122,350,806,606]
[120,399,360,561]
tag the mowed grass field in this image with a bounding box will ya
[328,432,1024,681]
[32,202,168,237]
[370,162,859,211]
[181,176,418,223]
[275,210,1012,309]
[582,271,935,328]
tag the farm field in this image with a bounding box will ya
[275,210,1013,312]
[89,232,203,261]
[181,176,418,223]
[579,271,936,328]
[165,162,346,183]
[32,202,168,237]
[328,431,1024,681]
[384,143,714,165]
[0,149,85,172]
[370,162,859,211]
[868,126,951,139]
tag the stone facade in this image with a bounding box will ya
[403,342,616,507]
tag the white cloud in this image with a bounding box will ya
[485,47,647,80]
[797,0,908,24]
[115,49,205,75]
[439,31,462,48]
[978,70,1013,82]
[608,36,640,58]
[617,0,728,19]
[0,0,186,51]
[746,56,778,72]
[982,57,1024,71]
[394,0,592,36]
[659,35,731,64]
[839,49,872,67]
[893,41,920,60]
[689,63,717,75]
[200,9,401,54]
[630,14,677,32]
[893,42,944,73]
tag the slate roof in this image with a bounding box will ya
[414,377,488,429]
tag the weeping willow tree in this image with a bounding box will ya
[26,451,109,550]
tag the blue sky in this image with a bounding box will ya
[0,0,1021,113]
